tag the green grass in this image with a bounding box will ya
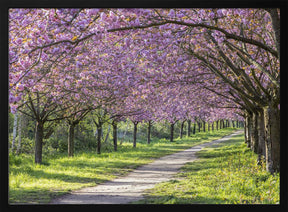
[8,128,236,204]
[134,132,280,204]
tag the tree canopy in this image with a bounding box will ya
[8,8,280,173]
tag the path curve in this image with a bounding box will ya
[50,130,243,204]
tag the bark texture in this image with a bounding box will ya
[147,120,152,144]
[263,104,280,173]
[180,120,185,139]
[35,121,44,164]
[245,114,252,148]
[112,121,118,151]
[170,123,174,142]
[251,112,259,153]
[187,120,191,136]
[97,123,103,154]
[257,110,266,160]
[133,122,138,148]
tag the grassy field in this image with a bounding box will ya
[9,128,236,204]
[134,132,280,204]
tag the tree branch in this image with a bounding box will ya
[109,19,278,58]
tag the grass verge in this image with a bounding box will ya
[135,132,280,204]
[9,128,236,204]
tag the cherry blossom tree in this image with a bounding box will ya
[9,8,278,173]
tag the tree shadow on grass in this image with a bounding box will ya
[196,134,244,159]
[180,133,245,173]
[210,133,244,147]
[9,169,109,204]
[22,169,107,184]
[9,187,65,204]
[54,157,140,171]
[180,160,220,173]
[133,194,229,204]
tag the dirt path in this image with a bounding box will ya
[50,130,243,204]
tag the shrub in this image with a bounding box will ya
[9,154,22,166]
[20,137,34,154]
[57,138,67,153]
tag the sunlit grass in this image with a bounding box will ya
[135,132,280,204]
[9,128,236,204]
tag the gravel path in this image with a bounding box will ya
[50,130,243,204]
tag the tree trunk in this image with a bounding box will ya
[251,112,259,153]
[208,122,210,131]
[16,114,22,155]
[203,121,206,132]
[112,121,118,151]
[212,122,214,131]
[193,122,196,134]
[147,120,152,144]
[266,9,280,55]
[257,109,266,164]
[133,122,138,148]
[197,121,201,132]
[244,118,247,142]
[263,104,280,173]
[68,123,75,157]
[97,123,102,154]
[35,120,44,164]
[11,112,18,153]
[216,120,219,130]
[170,123,175,142]
[244,114,252,148]
[180,120,185,139]
[187,120,191,137]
